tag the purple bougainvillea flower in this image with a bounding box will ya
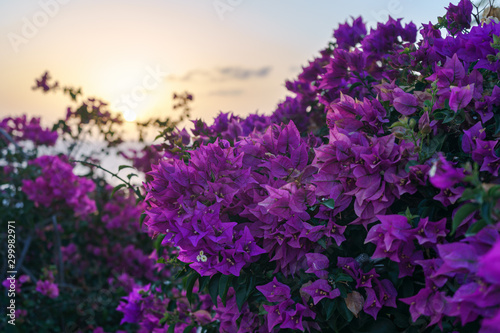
[449,84,474,111]
[305,253,329,278]
[300,222,326,243]
[435,243,479,277]
[235,226,266,261]
[477,240,500,286]
[444,54,466,83]
[363,287,382,319]
[418,111,432,135]
[333,16,366,49]
[323,219,347,246]
[413,217,447,246]
[481,310,500,333]
[36,279,59,299]
[393,88,419,115]
[117,284,150,324]
[397,244,424,278]
[256,277,291,303]
[401,287,450,327]
[446,0,473,34]
[262,304,283,332]
[400,287,433,322]
[337,257,361,280]
[2,275,29,293]
[21,155,96,217]
[462,122,486,154]
[429,153,465,189]
[301,279,340,304]
[280,303,312,331]
[216,250,246,276]
[472,139,500,177]
[433,186,465,207]
[365,214,414,253]
[375,279,397,309]
[356,268,379,289]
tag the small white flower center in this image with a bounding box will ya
[196,250,207,262]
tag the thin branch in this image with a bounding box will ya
[70,159,144,200]
[0,127,28,159]
[14,233,33,273]
[20,265,38,283]
[52,215,64,285]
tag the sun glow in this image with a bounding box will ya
[122,109,137,122]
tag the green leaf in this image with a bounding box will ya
[488,184,500,199]
[154,234,166,252]
[174,264,191,279]
[246,274,256,298]
[219,275,234,307]
[167,299,177,312]
[159,314,169,325]
[208,274,221,306]
[335,273,354,283]
[183,325,195,333]
[318,237,328,249]
[156,257,166,264]
[451,203,478,235]
[111,183,127,197]
[442,111,456,124]
[364,317,399,333]
[127,173,138,180]
[235,284,247,312]
[348,81,363,93]
[493,114,500,136]
[420,132,446,159]
[465,219,487,237]
[199,276,210,293]
[321,199,335,209]
[324,299,336,320]
[186,272,200,305]
[167,323,175,333]
[118,165,134,171]
[461,187,482,202]
[337,298,354,322]
[481,202,493,224]
[139,213,147,229]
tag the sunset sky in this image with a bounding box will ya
[1,0,453,130]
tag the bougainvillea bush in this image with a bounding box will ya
[0,78,192,331]
[3,1,500,332]
[133,1,500,332]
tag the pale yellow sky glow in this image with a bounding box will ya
[0,0,452,129]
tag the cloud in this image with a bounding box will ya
[168,69,210,81]
[208,89,244,96]
[168,66,272,82]
[216,66,271,80]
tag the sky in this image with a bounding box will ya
[1,0,455,130]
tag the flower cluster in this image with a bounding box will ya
[117,283,214,332]
[35,271,59,299]
[140,1,500,332]
[0,115,58,146]
[21,155,96,217]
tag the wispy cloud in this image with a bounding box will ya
[168,66,272,82]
